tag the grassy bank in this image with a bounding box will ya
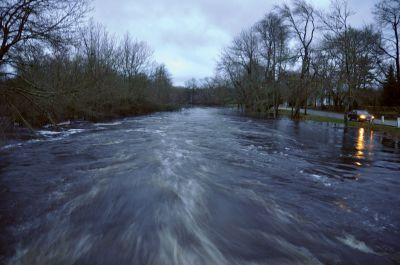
[279,109,400,137]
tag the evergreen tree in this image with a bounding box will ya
[382,65,400,106]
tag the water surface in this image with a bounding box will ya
[0,108,399,264]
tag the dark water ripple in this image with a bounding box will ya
[0,108,399,265]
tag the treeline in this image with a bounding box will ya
[193,0,400,117]
[184,77,234,106]
[0,0,187,130]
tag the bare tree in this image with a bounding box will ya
[279,0,316,117]
[185,78,197,105]
[0,0,90,68]
[79,22,119,92]
[373,0,400,81]
[0,3,181,128]
[311,48,343,110]
[319,0,380,113]
[151,63,172,103]
[256,12,289,82]
[119,33,153,81]
[317,0,353,114]
[218,28,260,111]
[256,12,290,116]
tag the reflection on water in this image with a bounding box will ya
[354,127,375,167]
[355,127,365,159]
[369,130,374,145]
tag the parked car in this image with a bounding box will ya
[347,110,375,122]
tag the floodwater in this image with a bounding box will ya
[0,108,399,265]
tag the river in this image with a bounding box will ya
[0,107,399,265]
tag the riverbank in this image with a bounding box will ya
[0,102,181,145]
[279,109,400,137]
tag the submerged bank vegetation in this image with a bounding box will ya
[0,0,188,131]
[191,0,400,119]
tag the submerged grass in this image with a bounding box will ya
[278,109,400,137]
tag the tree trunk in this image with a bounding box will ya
[395,21,400,82]
[304,103,307,115]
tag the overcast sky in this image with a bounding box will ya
[92,0,377,86]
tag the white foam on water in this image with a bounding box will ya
[92,139,124,146]
[10,232,95,264]
[311,174,322,180]
[337,234,376,254]
[36,128,87,142]
[310,174,332,187]
[157,225,228,265]
[72,234,94,259]
[1,139,42,150]
[43,120,72,128]
[37,130,62,136]
[149,141,231,265]
[174,151,183,158]
[133,128,166,136]
[94,121,122,126]
[1,143,23,150]
[57,120,71,126]
[64,128,85,135]
[26,139,42,144]
[48,190,65,201]
[260,233,324,265]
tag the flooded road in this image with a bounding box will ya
[0,107,399,265]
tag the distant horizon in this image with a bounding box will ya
[92,0,376,86]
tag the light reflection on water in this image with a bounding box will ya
[356,127,365,159]
[354,127,376,167]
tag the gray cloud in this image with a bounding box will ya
[92,0,377,86]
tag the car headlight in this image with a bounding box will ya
[360,115,366,119]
